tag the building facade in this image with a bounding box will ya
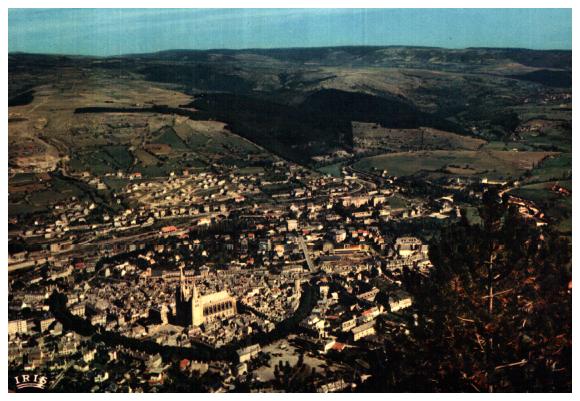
[175,267,237,327]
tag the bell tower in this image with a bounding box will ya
[191,279,204,326]
[177,265,189,299]
[175,265,192,325]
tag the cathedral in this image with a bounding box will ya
[175,266,237,327]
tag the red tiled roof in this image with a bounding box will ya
[332,342,346,352]
[161,225,177,233]
[179,359,190,370]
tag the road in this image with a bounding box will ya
[49,359,74,390]
[297,235,316,273]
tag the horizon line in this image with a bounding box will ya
[8,44,573,59]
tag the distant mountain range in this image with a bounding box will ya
[123,46,571,69]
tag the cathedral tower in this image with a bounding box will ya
[191,280,204,326]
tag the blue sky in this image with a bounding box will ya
[8,8,572,56]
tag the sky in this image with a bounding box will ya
[8,8,572,56]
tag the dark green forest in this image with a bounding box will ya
[360,190,571,392]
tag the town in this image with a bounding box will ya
[9,148,556,391]
[7,9,572,393]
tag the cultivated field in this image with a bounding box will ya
[8,66,275,214]
[352,122,487,152]
[354,150,557,180]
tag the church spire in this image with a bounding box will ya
[179,264,187,298]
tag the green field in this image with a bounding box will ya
[11,173,41,185]
[352,122,487,152]
[133,148,160,166]
[9,202,47,216]
[354,150,555,180]
[102,177,131,191]
[317,162,344,177]
[103,145,133,170]
[528,153,571,183]
[512,182,561,203]
[70,145,133,175]
[153,126,189,150]
[511,180,571,234]
[237,166,266,175]
[481,141,536,151]
[22,176,86,211]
